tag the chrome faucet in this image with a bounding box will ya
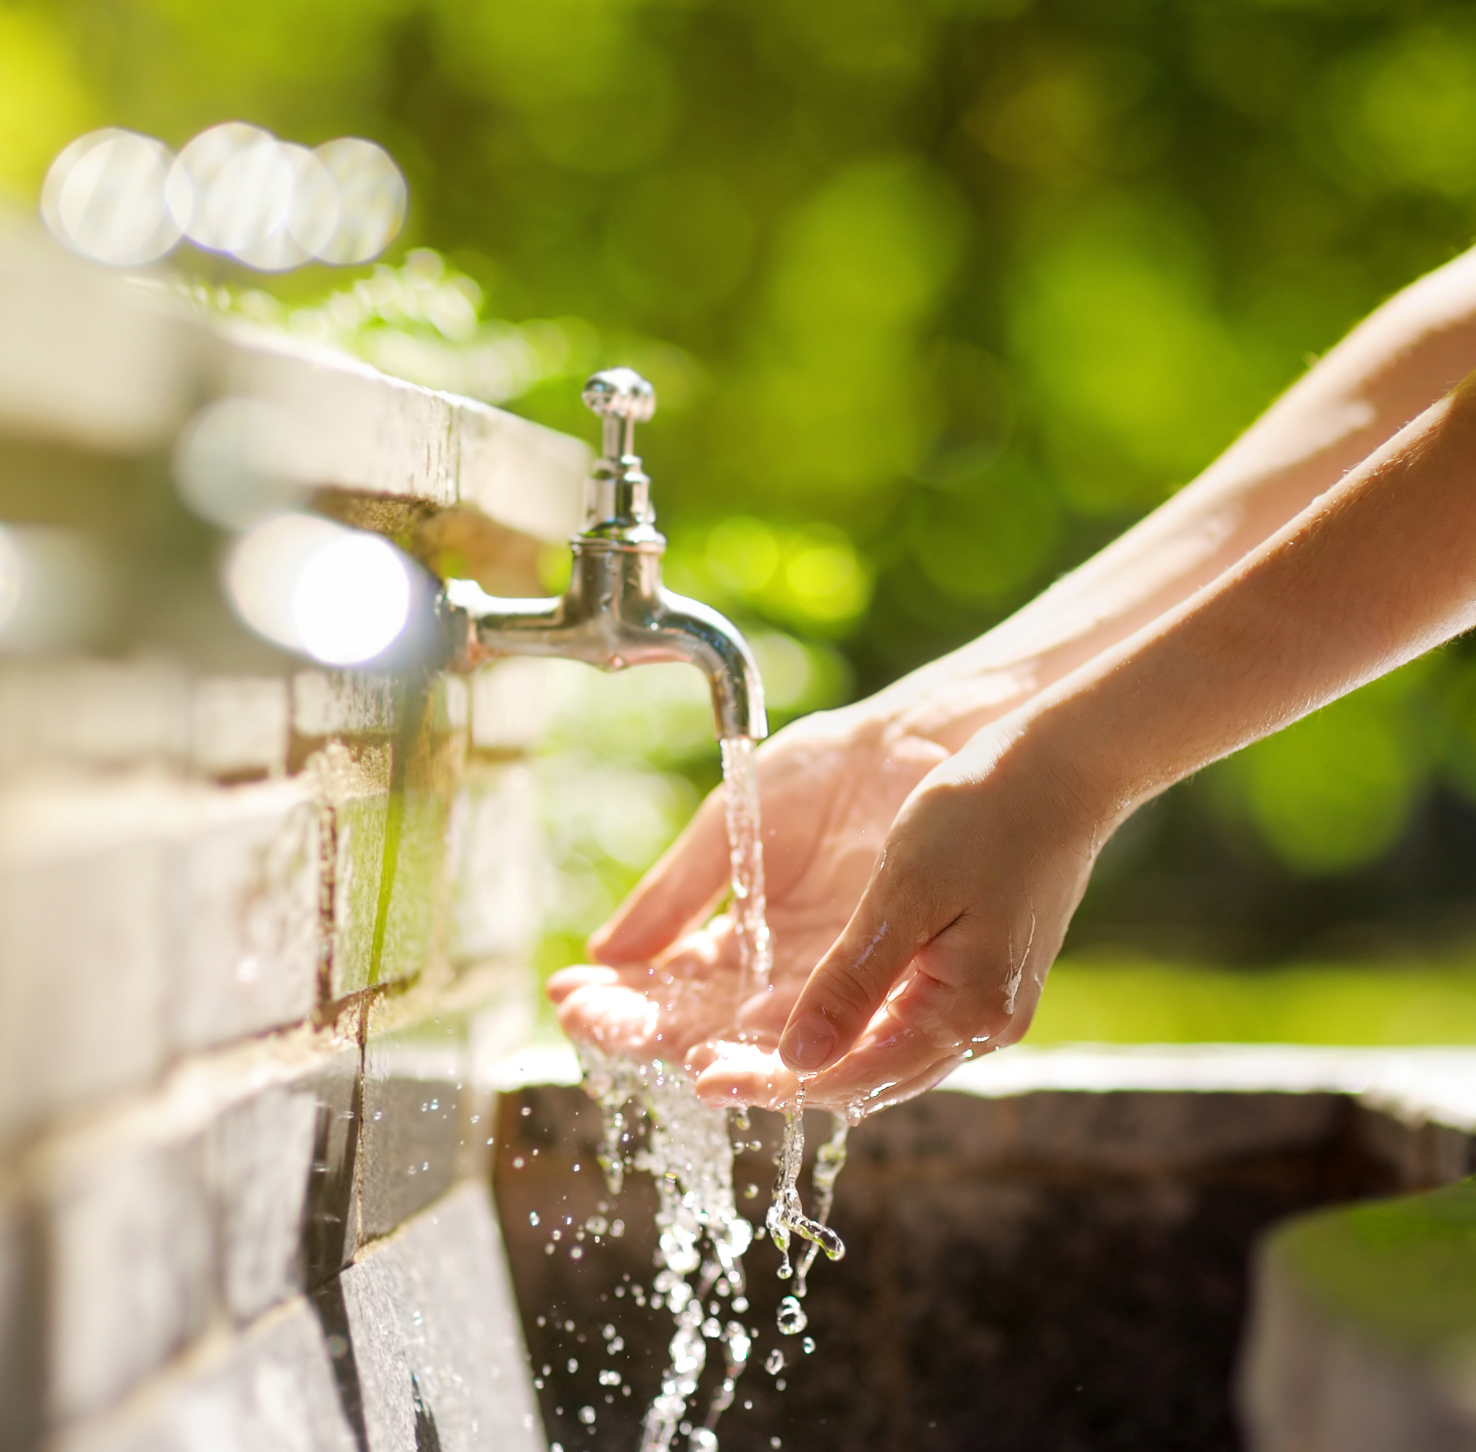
[444,368,767,742]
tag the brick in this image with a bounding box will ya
[166,780,323,1054]
[54,1297,358,1452]
[46,1131,214,1424]
[336,1181,544,1452]
[0,659,189,777]
[360,1011,465,1244]
[293,671,397,740]
[188,676,290,780]
[0,782,172,1145]
[375,780,447,990]
[311,744,391,997]
[444,762,543,965]
[203,1085,321,1323]
[26,1032,359,1430]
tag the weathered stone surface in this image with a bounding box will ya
[360,1012,464,1244]
[166,780,322,1053]
[46,1131,214,1424]
[338,1180,543,1452]
[203,1085,321,1323]
[188,676,290,780]
[293,672,398,741]
[55,1297,358,1452]
[444,762,543,965]
[0,782,172,1145]
[0,660,189,776]
[1240,1179,1476,1452]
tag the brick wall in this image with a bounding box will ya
[0,655,553,1452]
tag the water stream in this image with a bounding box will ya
[578,734,850,1452]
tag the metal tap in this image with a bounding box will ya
[444,368,767,742]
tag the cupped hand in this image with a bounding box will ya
[757,718,1110,1115]
[547,705,951,1097]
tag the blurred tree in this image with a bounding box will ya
[20,0,1476,960]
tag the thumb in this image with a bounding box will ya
[587,788,730,963]
[778,836,959,1075]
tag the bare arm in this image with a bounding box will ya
[772,375,1476,1109]
[882,243,1476,749]
[592,245,1476,969]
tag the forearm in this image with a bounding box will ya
[877,246,1476,751]
[1020,375,1476,829]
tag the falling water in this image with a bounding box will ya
[719,736,772,1007]
[576,734,849,1452]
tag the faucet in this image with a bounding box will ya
[444,368,767,743]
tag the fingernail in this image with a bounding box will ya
[781,1014,837,1073]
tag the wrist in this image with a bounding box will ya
[958,692,1136,847]
[859,649,1046,754]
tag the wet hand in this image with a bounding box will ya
[716,721,1108,1115]
[548,706,951,1084]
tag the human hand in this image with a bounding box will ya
[546,704,951,1088]
[740,716,1109,1116]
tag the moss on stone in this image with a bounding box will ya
[1271,1178,1476,1355]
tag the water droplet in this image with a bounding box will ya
[578,1406,596,1426]
[802,1337,815,1355]
[690,1430,719,1451]
[567,1358,578,1374]
[528,1212,539,1226]
[776,1297,807,1336]
[765,1349,784,1375]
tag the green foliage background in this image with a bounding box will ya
[14,0,1476,994]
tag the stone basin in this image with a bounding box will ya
[492,1045,1476,1452]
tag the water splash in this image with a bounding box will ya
[573,734,849,1450]
[579,1046,752,1452]
[765,1089,847,1303]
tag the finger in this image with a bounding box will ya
[554,981,662,1056]
[807,915,1042,1104]
[777,831,961,1076]
[545,964,617,1005]
[587,788,731,963]
[691,1043,800,1110]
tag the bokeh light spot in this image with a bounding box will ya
[168,121,294,255]
[224,514,411,664]
[41,128,181,266]
[292,531,410,665]
[313,137,407,265]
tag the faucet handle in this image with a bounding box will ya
[582,368,656,461]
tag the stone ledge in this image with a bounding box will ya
[0,775,326,1144]
[51,1297,357,1452]
[1241,1177,1476,1452]
[9,1027,359,1429]
[0,224,587,544]
[47,1179,544,1452]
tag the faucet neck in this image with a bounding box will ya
[580,452,664,550]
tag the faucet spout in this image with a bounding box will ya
[447,550,766,742]
[443,369,767,742]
